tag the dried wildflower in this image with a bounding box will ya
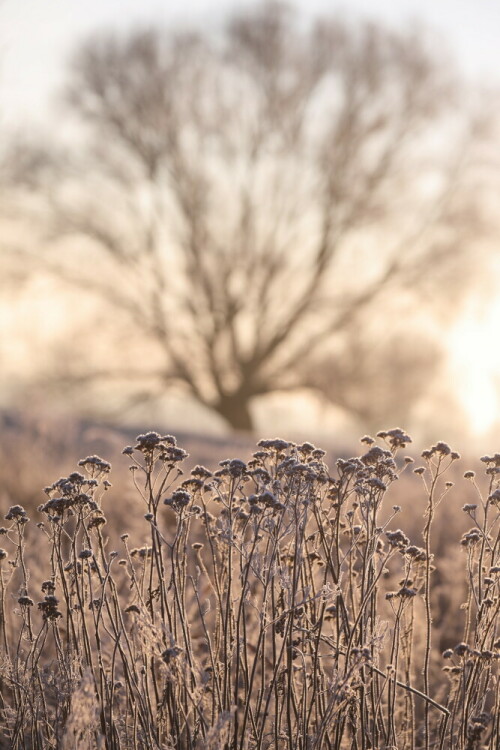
[18,596,34,607]
[259,490,276,506]
[361,446,391,465]
[258,438,290,453]
[312,448,326,459]
[385,428,412,449]
[481,650,495,660]
[68,471,86,483]
[463,470,475,479]
[422,442,458,461]
[164,489,191,511]
[360,435,375,445]
[462,504,477,513]
[461,528,481,546]
[298,441,316,454]
[337,457,363,476]
[480,454,500,466]
[398,586,417,598]
[39,497,69,514]
[164,446,188,463]
[191,465,213,479]
[131,546,152,559]
[38,595,62,621]
[5,429,500,747]
[488,489,500,505]
[78,455,111,475]
[228,459,247,477]
[88,513,106,529]
[386,529,410,549]
[405,545,427,561]
[0,549,7,561]
[434,442,451,456]
[5,505,28,522]
[454,642,469,657]
[366,477,386,491]
[135,432,169,451]
[467,713,490,744]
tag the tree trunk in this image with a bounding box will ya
[214,392,254,432]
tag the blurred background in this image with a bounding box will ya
[2,0,500,459]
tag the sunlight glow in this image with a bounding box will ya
[447,298,500,436]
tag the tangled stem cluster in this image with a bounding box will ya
[0,430,498,749]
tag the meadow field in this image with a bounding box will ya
[0,417,497,749]
[2,1,500,748]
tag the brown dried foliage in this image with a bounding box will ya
[0,429,499,749]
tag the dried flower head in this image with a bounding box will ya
[78,455,111,475]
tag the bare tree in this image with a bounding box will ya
[8,3,486,430]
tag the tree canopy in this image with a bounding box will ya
[7,3,486,431]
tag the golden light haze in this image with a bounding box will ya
[448,294,500,437]
[2,0,500,448]
[4,270,500,446]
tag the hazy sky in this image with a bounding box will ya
[1,0,499,126]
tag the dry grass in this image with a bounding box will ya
[0,427,498,749]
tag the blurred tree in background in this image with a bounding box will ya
[6,2,487,431]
